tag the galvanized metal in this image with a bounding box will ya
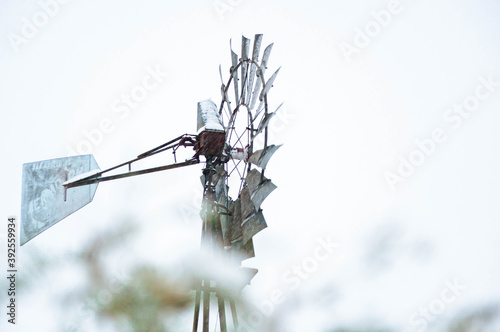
[230,238,255,262]
[244,169,263,194]
[245,169,277,209]
[249,144,282,169]
[242,210,267,245]
[240,187,255,221]
[240,36,251,103]
[227,198,242,242]
[260,67,281,100]
[240,267,258,286]
[249,43,274,110]
[230,40,239,105]
[247,34,263,105]
[21,155,99,245]
[197,99,224,132]
[251,180,277,210]
[256,103,282,136]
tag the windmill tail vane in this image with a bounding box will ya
[20,34,281,331]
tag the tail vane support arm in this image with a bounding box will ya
[64,133,200,189]
[64,159,199,188]
[137,133,197,158]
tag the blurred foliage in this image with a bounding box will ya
[447,303,500,332]
[331,329,392,332]
[100,266,192,332]
[14,220,500,332]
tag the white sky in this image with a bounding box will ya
[1,0,500,331]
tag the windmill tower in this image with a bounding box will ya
[20,34,281,331]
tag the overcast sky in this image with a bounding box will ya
[1,0,500,331]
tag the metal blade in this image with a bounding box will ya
[254,99,265,118]
[260,66,281,101]
[249,43,273,110]
[220,199,233,246]
[229,238,255,262]
[215,176,228,204]
[248,144,282,169]
[240,266,258,286]
[242,210,267,245]
[219,64,229,117]
[213,164,227,185]
[228,198,242,242]
[244,169,263,194]
[240,187,256,221]
[252,180,277,210]
[244,169,277,209]
[21,155,99,245]
[219,64,224,85]
[230,39,240,105]
[247,34,263,105]
[256,103,282,136]
[243,238,255,258]
[240,36,251,103]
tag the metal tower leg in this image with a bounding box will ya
[203,281,210,332]
[230,299,239,329]
[217,293,227,332]
[192,288,201,332]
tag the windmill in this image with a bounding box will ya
[20,34,281,331]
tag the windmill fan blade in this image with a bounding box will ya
[245,169,277,210]
[242,210,267,245]
[213,164,227,184]
[218,64,224,85]
[240,36,251,103]
[247,34,263,105]
[201,164,226,189]
[226,198,243,243]
[240,187,256,221]
[230,39,240,104]
[220,199,232,246]
[254,66,280,118]
[239,266,258,287]
[244,169,263,194]
[215,176,228,204]
[230,238,255,262]
[249,144,282,169]
[260,67,281,100]
[254,99,266,118]
[243,238,255,258]
[251,180,277,210]
[21,155,100,245]
[249,42,273,111]
[256,103,282,135]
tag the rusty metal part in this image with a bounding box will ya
[197,131,226,157]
